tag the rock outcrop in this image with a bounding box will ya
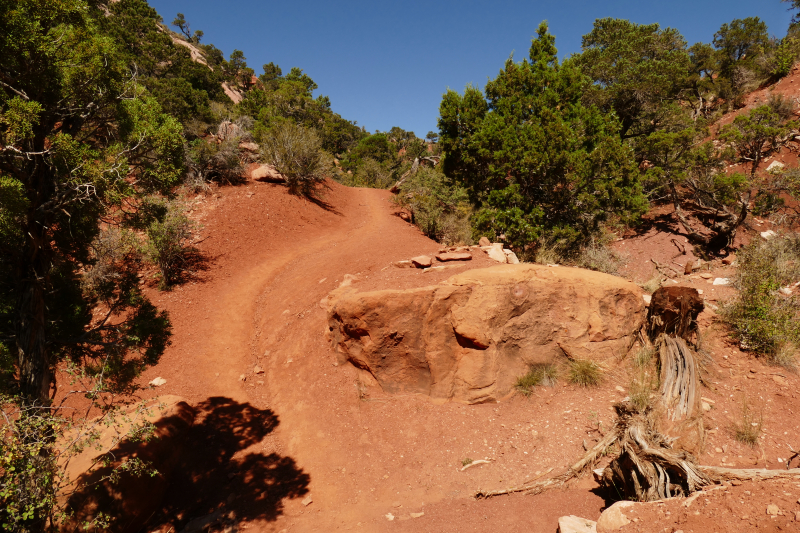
[328,264,645,403]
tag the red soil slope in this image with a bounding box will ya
[129,175,800,533]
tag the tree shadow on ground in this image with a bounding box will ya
[64,397,308,533]
[145,396,309,532]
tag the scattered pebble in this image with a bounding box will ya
[301,495,313,506]
[149,377,166,387]
[767,504,780,516]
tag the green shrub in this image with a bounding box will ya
[261,122,328,196]
[515,363,558,396]
[532,234,625,274]
[142,200,196,289]
[721,234,800,367]
[567,360,602,387]
[394,167,473,245]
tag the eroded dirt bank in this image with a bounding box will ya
[133,179,800,533]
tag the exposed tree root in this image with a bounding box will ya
[601,404,712,501]
[476,403,800,502]
[700,466,800,482]
[474,428,618,498]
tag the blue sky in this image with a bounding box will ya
[147,1,794,137]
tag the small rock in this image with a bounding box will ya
[254,366,264,374]
[478,236,492,247]
[684,261,693,275]
[483,244,507,263]
[642,294,652,305]
[301,495,313,506]
[767,504,780,516]
[392,501,402,508]
[700,273,712,279]
[615,386,625,393]
[149,377,166,387]
[393,260,413,269]
[779,286,793,296]
[557,515,597,533]
[504,250,520,264]
[410,512,424,519]
[795,511,800,521]
[436,252,472,262]
[761,230,777,240]
[702,401,711,412]
[385,513,395,521]
[411,255,433,268]
[767,160,785,172]
[773,375,788,386]
[722,254,736,265]
[697,289,703,295]
[597,501,633,530]
[713,278,730,286]
[716,447,723,453]
[238,374,246,381]
[731,480,742,486]
[239,141,259,152]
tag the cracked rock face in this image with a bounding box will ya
[327,264,645,404]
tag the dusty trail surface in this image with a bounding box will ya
[138,180,613,532]
[136,177,800,533]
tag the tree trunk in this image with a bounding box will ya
[16,161,54,406]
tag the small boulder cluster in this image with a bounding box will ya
[395,238,520,271]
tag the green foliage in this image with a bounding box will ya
[0,0,179,406]
[98,0,228,124]
[261,122,329,196]
[242,63,362,155]
[141,199,197,289]
[340,158,394,189]
[515,364,558,396]
[721,235,800,367]
[439,22,647,255]
[393,167,472,245]
[577,18,691,140]
[719,104,797,176]
[567,359,602,387]
[340,133,395,171]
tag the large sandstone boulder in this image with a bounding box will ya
[328,264,645,403]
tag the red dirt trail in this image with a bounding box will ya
[134,179,800,533]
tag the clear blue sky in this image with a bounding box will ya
[147,0,794,137]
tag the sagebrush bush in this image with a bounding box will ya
[534,235,625,274]
[394,167,473,245]
[568,359,602,387]
[721,234,800,367]
[142,200,196,289]
[261,122,328,196]
[515,363,558,396]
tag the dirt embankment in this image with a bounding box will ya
[102,170,800,533]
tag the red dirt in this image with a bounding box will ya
[122,174,800,533]
[123,68,800,530]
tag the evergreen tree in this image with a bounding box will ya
[438,22,646,253]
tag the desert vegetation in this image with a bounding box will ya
[4,0,800,530]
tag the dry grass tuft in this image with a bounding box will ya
[567,359,602,387]
[732,396,763,446]
[515,363,558,396]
